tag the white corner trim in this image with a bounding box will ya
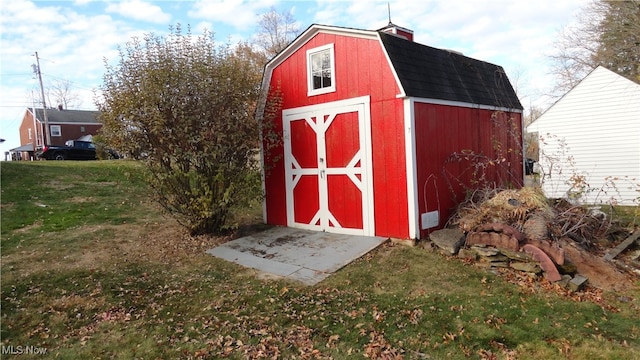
[404,98,419,239]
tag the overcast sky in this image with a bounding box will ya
[0,0,586,156]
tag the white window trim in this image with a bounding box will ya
[306,43,336,96]
[50,125,62,137]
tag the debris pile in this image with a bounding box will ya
[429,187,639,292]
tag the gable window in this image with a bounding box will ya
[307,44,335,96]
[50,125,61,137]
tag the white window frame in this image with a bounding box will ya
[28,128,32,140]
[306,43,336,96]
[50,125,61,137]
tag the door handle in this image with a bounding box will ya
[320,170,325,179]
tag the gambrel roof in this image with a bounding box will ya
[379,32,522,110]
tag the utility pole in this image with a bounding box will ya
[31,92,39,152]
[34,51,50,146]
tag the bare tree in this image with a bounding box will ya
[549,2,603,95]
[549,0,640,96]
[254,7,301,59]
[48,79,81,109]
[593,0,640,81]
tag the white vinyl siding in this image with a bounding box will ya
[527,66,640,205]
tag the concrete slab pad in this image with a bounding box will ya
[206,227,388,285]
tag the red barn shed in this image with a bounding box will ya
[259,23,524,240]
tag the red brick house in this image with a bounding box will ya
[259,23,524,240]
[16,107,102,159]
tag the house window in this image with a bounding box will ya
[28,128,32,140]
[307,44,336,96]
[51,125,61,137]
[80,126,85,133]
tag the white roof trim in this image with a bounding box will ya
[266,24,378,72]
[409,96,523,113]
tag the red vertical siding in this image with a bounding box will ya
[413,103,523,238]
[327,176,363,229]
[263,31,410,239]
[293,176,320,224]
[369,98,409,238]
[263,104,287,226]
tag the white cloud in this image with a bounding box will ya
[188,0,257,29]
[105,0,171,24]
[193,21,216,35]
[187,0,278,32]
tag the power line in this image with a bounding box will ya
[0,73,34,77]
[43,73,100,92]
[0,104,37,108]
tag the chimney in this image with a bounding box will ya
[378,22,414,41]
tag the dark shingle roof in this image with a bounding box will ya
[34,108,101,124]
[379,32,523,110]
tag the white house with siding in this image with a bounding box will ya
[527,66,640,205]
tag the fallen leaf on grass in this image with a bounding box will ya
[326,334,340,348]
[363,330,404,359]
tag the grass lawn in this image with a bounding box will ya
[1,161,639,359]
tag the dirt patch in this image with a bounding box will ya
[3,224,131,278]
[3,216,267,280]
[123,222,229,262]
[47,179,78,190]
[0,202,15,209]
[13,220,43,233]
[75,220,268,267]
[560,239,636,292]
[81,181,118,187]
[67,196,97,203]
